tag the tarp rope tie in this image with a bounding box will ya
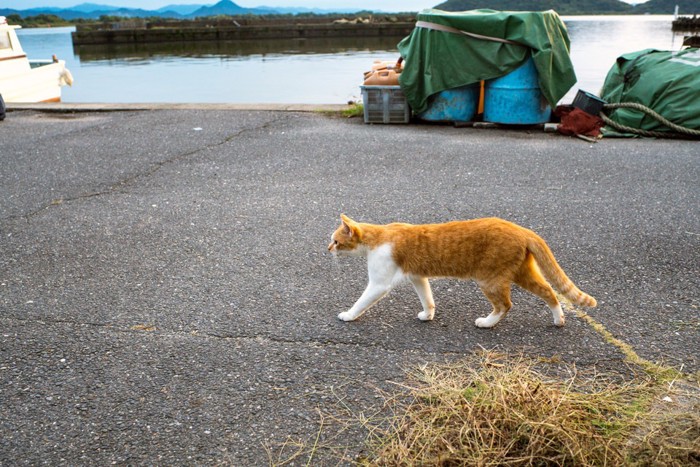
[415,21,524,46]
[601,102,700,139]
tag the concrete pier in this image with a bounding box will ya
[1,105,698,464]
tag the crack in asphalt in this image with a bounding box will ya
[1,115,288,224]
[0,315,463,357]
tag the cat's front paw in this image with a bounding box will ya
[475,316,498,328]
[475,312,504,328]
[475,317,490,328]
[417,310,434,321]
[338,311,357,322]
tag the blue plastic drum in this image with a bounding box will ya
[418,83,480,123]
[484,58,552,124]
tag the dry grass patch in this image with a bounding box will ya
[626,378,700,466]
[266,351,699,466]
[360,352,699,466]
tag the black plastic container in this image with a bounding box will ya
[572,89,606,116]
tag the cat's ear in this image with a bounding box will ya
[340,214,357,237]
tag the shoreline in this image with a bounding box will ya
[6,102,351,112]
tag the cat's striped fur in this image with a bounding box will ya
[328,214,596,327]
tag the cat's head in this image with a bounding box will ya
[328,214,364,256]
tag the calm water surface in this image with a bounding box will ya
[16,16,685,104]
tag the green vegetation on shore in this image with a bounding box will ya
[3,13,74,28]
[7,12,407,29]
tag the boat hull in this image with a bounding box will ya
[0,20,73,103]
[0,60,69,103]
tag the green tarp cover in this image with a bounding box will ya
[600,48,700,132]
[397,9,576,114]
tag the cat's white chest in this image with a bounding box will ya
[366,243,404,284]
[337,243,405,322]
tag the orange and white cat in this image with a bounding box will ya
[328,214,596,328]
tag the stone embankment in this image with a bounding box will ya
[72,15,416,45]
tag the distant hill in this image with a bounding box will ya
[634,0,700,14]
[434,0,633,15]
[70,3,122,13]
[0,0,364,21]
[2,0,697,21]
[0,5,184,20]
[188,0,270,17]
[435,0,699,14]
[155,4,203,15]
[255,6,363,14]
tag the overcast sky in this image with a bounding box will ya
[2,1,645,11]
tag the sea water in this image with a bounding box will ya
[16,16,684,104]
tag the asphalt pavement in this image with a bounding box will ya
[1,107,698,465]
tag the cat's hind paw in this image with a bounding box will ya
[551,305,566,327]
[338,311,357,322]
[553,314,566,327]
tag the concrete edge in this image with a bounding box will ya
[6,102,353,112]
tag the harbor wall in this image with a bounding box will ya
[72,20,416,45]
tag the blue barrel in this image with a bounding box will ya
[418,83,480,123]
[483,58,552,124]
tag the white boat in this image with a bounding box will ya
[0,16,73,103]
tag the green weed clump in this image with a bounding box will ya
[341,102,364,119]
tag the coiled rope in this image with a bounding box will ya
[600,102,700,139]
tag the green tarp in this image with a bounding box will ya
[600,48,700,132]
[397,9,576,114]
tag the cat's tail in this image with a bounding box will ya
[526,234,598,308]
